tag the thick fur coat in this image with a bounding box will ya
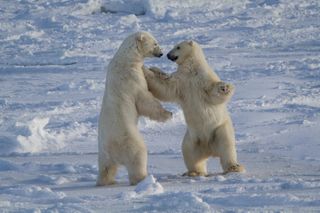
[97,32,171,186]
[144,40,244,175]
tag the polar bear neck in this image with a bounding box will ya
[113,36,144,66]
[178,45,220,82]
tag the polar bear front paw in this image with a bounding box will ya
[217,82,234,96]
[149,67,170,80]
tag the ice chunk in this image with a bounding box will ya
[134,175,164,195]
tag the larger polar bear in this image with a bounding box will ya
[97,32,172,186]
[143,40,245,176]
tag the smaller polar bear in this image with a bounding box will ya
[97,32,172,186]
[144,40,245,176]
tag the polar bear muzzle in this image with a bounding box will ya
[167,52,178,61]
[153,51,163,57]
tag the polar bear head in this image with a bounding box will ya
[135,31,163,58]
[167,40,201,65]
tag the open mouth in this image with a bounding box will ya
[167,54,178,61]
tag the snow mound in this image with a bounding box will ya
[101,0,146,16]
[73,0,103,16]
[136,191,211,213]
[97,0,248,20]
[121,175,164,199]
[15,117,65,153]
[118,14,140,30]
[135,175,164,195]
[2,116,93,154]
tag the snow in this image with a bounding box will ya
[134,175,164,195]
[1,0,320,212]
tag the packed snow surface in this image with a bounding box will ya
[0,0,319,212]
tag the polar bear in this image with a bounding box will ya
[97,32,172,186]
[143,40,245,176]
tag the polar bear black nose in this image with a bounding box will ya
[167,53,178,61]
[159,53,163,57]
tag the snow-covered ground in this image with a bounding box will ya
[1,0,320,212]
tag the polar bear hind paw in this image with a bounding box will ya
[158,109,173,122]
[224,164,245,174]
[182,171,207,177]
[96,178,117,186]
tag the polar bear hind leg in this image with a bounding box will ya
[182,131,209,176]
[126,147,147,185]
[96,158,118,186]
[211,121,245,174]
[111,131,147,185]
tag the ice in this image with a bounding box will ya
[0,0,319,212]
[134,175,164,195]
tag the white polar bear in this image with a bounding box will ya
[97,32,172,186]
[143,40,245,176]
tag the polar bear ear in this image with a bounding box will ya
[188,40,194,46]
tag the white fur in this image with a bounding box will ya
[97,32,171,186]
[144,40,244,175]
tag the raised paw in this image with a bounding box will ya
[217,82,234,96]
[149,67,170,80]
[142,66,154,78]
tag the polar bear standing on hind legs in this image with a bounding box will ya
[97,32,172,186]
[144,40,245,176]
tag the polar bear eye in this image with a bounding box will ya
[154,43,158,46]
[177,46,180,50]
